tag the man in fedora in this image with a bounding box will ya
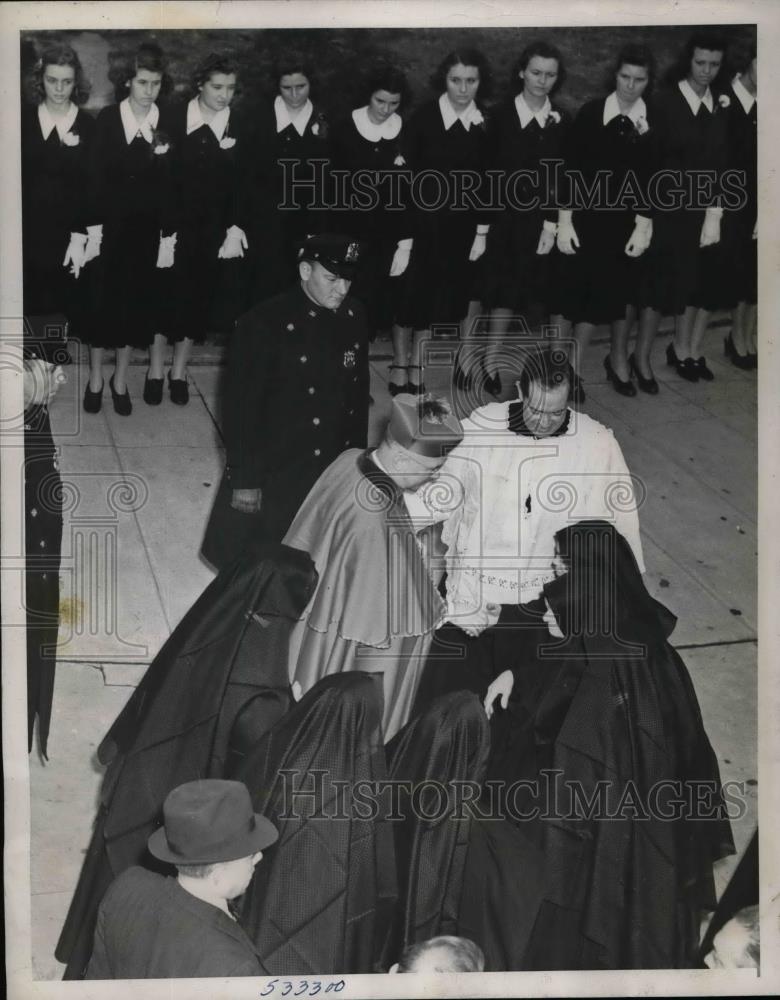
[86,779,278,979]
[284,392,463,740]
[202,233,370,570]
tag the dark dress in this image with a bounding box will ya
[22,318,70,759]
[510,521,735,969]
[482,98,568,317]
[397,99,491,330]
[640,84,729,315]
[84,103,174,348]
[201,284,370,569]
[21,104,94,332]
[244,103,331,303]
[55,545,317,979]
[156,101,249,342]
[719,81,757,307]
[328,110,411,332]
[555,97,654,325]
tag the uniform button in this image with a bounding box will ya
[30,507,38,517]
[308,310,316,318]
[314,448,321,456]
[287,323,295,331]
[308,387,315,394]
[354,342,360,349]
[39,540,46,548]
[24,424,31,431]
[300,355,308,363]
[42,573,47,580]
[345,440,351,446]
[348,309,354,317]
[312,417,320,425]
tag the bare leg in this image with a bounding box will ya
[485,307,512,378]
[88,346,104,392]
[570,321,595,376]
[171,337,193,381]
[673,306,696,359]
[149,334,167,380]
[112,345,132,394]
[635,306,660,379]
[690,307,710,359]
[549,314,572,344]
[609,308,632,382]
[731,301,748,355]
[390,324,411,390]
[409,329,427,389]
[746,303,757,354]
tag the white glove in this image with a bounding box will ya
[624,214,653,257]
[218,225,248,260]
[389,238,412,277]
[699,207,722,248]
[536,220,557,255]
[752,218,757,240]
[156,233,177,269]
[469,226,489,262]
[63,232,87,278]
[84,224,103,264]
[556,210,580,254]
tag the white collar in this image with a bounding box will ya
[351,105,402,141]
[119,97,159,144]
[186,96,230,139]
[603,91,647,125]
[678,78,713,115]
[274,95,314,136]
[731,74,756,113]
[438,92,483,131]
[514,93,551,128]
[38,101,78,141]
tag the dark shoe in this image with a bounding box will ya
[569,372,585,405]
[677,357,699,382]
[388,364,409,397]
[724,334,753,370]
[665,342,680,368]
[628,354,658,394]
[168,372,189,405]
[407,365,425,395]
[143,373,164,405]
[604,355,637,397]
[747,350,757,369]
[83,381,103,414]
[109,375,132,416]
[694,356,715,381]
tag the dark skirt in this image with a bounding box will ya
[717,208,757,308]
[481,210,556,316]
[639,208,723,315]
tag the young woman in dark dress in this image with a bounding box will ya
[82,43,175,416]
[721,44,757,368]
[329,66,414,382]
[555,45,657,398]
[244,57,331,303]
[150,53,248,405]
[636,32,730,385]
[22,42,94,326]
[481,42,569,398]
[483,520,735,969]
[21,43,93,757]
[395,49,493,394]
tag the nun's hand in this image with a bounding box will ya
[469,230,488,262]
[700,207,723,248]
[156,234,176,269]
[63,232,87,278]
[389,239,412,276]
[625,215,653,257]
[218,226,248,259]
[536,222,556,255]
[556,211,579,255]
[484,669,514,719]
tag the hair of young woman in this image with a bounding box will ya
[605,43,656,99]
[430,48,493,103]
[190,51,240,95]
[108,41,172,103]
[361,64,411,110]
[666,31,730,89]
[511,40,566,96]
[26,41,90,106]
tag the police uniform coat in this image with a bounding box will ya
[86,867,264,979]
[202,283,370,570]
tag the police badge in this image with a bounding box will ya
[343,349,356,368]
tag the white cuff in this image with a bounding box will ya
[542,220,558,234]
[70,232,88,247]
[226,225,246,240]
[86,225,103,239]
[634,214,652,230]
[557,209,573,224]
[396,238,413,250]
[705,206,724,219]
[475,225,490,235]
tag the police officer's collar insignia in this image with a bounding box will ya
[345,242,360,262]
[343,348,356,368]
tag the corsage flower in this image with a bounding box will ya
[718,93,731,109]
[634,116,649,135]
[394,153,406,166]
[220,136,236,150]
[546,109,562,126]
[151,129,171,155]
[62,131,80,147]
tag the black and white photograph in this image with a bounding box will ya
[1,1,778,997]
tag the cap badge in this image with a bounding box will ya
[343,349,356,369]
[345,242,360,262]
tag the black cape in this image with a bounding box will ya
[55,545,317,978]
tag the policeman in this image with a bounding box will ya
[202,234,370,570]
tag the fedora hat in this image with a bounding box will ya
[148,779,278,865]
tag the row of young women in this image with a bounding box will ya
[22,31,756,418]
